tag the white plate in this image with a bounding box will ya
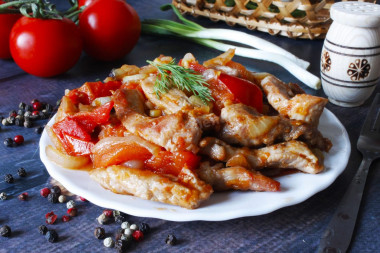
[40,109,350,221]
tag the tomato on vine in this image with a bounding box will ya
[0,0,21,59]
[79,0,140,61]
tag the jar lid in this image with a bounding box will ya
[330,2,380,28]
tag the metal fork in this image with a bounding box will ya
[318,93,380,253]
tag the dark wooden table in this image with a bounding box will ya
[1,1,379,252]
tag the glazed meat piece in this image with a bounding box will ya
[112,89,202,153]
[90,165,213,209]
[197,162,280,192]
[260,75,328,126]
[220,103,332,152]
[199,137,324,174]
[141,76,193,114]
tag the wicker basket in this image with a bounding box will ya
[172,0,377,39]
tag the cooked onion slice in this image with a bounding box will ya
[46,145,90,169]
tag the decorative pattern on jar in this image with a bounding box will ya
[320,2,380,107]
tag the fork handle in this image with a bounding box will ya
[317,156,372,253]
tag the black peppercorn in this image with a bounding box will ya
[45,230,58,243]
[0,225,11,237]
[47,193,59,203]
[35,126,44,134]
[51,186,61,195]
[165,234,177,246]
[115,239,129,253]
[15,117,24,127]
[24,120,33,128]
[138,223,150,234]
[38,225,48,235]
[19,102,26,110]
[17,109,24,116]
[4,174,14,183]
[39,111,47,119]
[25,104,32,112]
[94,227,105,239]
[44,104,53,113]
[115,215,127,224]
[18,167,27,177]
[4,138,13,147]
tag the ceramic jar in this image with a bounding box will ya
[320,2,380,107]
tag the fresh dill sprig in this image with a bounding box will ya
[147,59,213,103]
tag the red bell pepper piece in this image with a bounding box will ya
[67,81,121,105]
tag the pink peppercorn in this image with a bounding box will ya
[67,208,78,217]
[45,211,57,224]
[79,196,87,202]
[40,188,51,198]
[132,230,144,241]
[18,192,28,201]
[13,135,24,145]
[103,210,113,218]
[32,111,39,116]
[62,215,70,222]
[32,101,42,111]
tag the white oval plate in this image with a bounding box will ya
[40,109,350,221]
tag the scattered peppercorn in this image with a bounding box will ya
[66,200,76,209]
[67,207,78,217]
[19,102,26,110]
[165,234,177,246]
[18,192,28,201]
[7,117,15,125]
[0,192,7,200]
[0,225,11,237]
[97,213,110,225]
[103,237,114,248]
[4,174,14,183]
[45,211,57,224]
[45,104,53,113]
[138,223,150,234]
[2,118,9,126]
[115,239,129,252]
[94,227,106,240]
[62,215,70,222]
[31,99,39,104]
[129,224,138,231]
[35,126,44,134]
[24,120,33,128]
[33,101,42,111]
[103,209,113,218]
[18,167,27,177]
[115,215,127,224]
[47,193,59,203]
[38,225,48,235]
[15,117,24,127]
[115,230,124,241]
[51,186,61,195]
[121,222,130,230]
[25,104,32,112]
[24,111,32,117]
[124,228,133,237]
[58,195,67,203]
[4,138,13,147]
[17,109,24,115]
[9,110,17,117]
[132,230,144,242]
[40,188,51,198]
[121,233,132,242]
[79,196,87,202]
[13,135,24,145]
[45,230,58,243]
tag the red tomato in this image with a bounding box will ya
[9,17,82,77]
[0,1,22,59]
[79,0,140,61]
[219,73,263,113]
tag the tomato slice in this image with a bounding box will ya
[67,81,121,105]
[218,73,263,113]
[145,150,200,176]
[63,135,95,156]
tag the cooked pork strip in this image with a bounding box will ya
[197,162,280,192]
[141,76,194,114]
[199,137,324,174]
[220,103,332,152]
[261,75,328,126]
[90,165,213,209]
[112,89,202,153]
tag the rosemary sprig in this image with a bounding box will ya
[147,59,213,103]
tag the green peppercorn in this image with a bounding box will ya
[18,167,27,177]
[94,227,105,240]
[4,174,14,183]
[0,225,11,237]
[165,234,177,246]
[38,225,48,235]
[45,230,58,243]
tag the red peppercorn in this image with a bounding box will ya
[132,230,144,241]
[45,211,57,224]
[62,215,70,222]
[40,188,51,198]
[18,192,28,201]
[67,207,78,217]
[79,196,87,202]
[32,111,39,116]
[10,112,17,117]
[13,135,24,145]
[103,210,113,218]
[33,101,42,111]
